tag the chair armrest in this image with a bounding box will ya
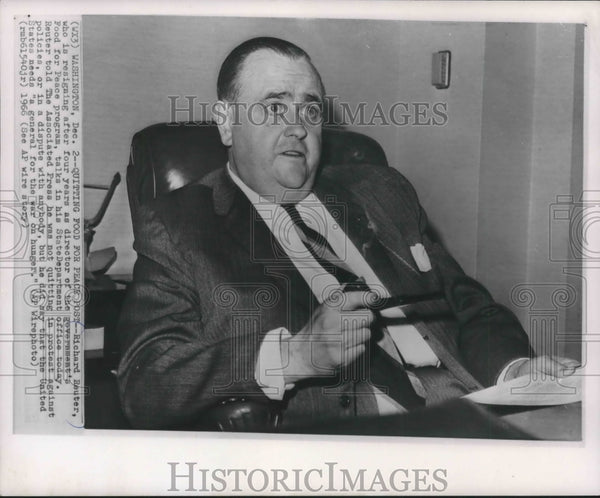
[201,397,283,432]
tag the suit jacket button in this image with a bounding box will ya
[339,395,351,408]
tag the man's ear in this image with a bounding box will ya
[214,100,232,147]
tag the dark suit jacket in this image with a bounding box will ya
[116,163,532,429]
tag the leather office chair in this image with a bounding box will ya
[125,121,389,430]
[127,121,388,215]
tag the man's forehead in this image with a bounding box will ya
[236,49,323,101]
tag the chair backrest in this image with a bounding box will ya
[126,122,388,226]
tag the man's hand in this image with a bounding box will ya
[503,355,580,382]
[281,291,374,384]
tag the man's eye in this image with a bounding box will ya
[304,104,322,121]
[267,102,287,114]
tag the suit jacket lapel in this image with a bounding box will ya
[201,169,317,328]
[201,167,268,258]
[314,174,438,297]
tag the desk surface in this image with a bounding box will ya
[494,402,581,441]
[282,399,582,440]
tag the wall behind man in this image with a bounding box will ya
[83,17,582,353]
[477,23,583,357]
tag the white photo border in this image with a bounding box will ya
[1,0,599,495]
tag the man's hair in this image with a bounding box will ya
[217,36,325,101]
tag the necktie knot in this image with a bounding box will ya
[281,203,358,284]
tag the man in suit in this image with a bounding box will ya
[117,37,578,430]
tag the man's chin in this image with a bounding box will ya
[275,176,316,202]
[275,162,316,190]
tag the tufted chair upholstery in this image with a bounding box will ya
[126,122,388,229]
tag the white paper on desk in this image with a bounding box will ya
[463,369,582,406]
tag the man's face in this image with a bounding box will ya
[217,49,323,203]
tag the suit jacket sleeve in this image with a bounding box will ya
[393,169,534,386]
[116,202,268,430]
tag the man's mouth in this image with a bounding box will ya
[281,150,305,158]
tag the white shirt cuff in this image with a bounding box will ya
[255,327,295,400]
[496,357,529,384]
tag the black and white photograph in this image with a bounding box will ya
[1,1,599,495]
[82,15,584,436]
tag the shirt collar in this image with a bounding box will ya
[226,161,319,211]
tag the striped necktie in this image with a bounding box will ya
[281,203,358,283]
[281,203,425,410]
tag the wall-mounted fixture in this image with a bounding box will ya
[432,50,451,89]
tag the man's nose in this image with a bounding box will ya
[284,120,308,140]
